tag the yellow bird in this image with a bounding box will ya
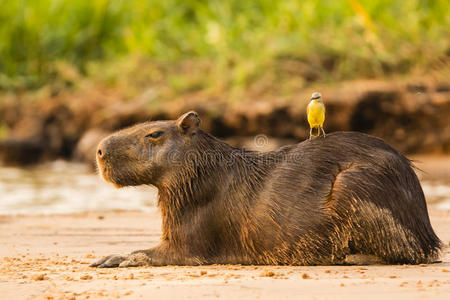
[306,92,326,140]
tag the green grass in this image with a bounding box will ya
[0,0,448,90]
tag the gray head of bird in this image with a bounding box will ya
[310,92,322,102]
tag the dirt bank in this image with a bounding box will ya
[0,78,449,165]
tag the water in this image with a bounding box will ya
[0,160,449,215]
[422,181,450,210]
[0,161,157,215]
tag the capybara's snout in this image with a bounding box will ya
[96,135,120,166]
[96,135,120,162]
[95,131,155,187]
[96,143,105,160]
[96,134,126,186]
[96,137,110,163]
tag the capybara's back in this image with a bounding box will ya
[91,112,441,267]
[255,132,441,265]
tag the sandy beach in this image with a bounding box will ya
[0,208,449,300]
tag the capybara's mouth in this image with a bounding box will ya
[97,160,132,188]
[96,159,120,187]
[101,166,125,188]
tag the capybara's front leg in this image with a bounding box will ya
[90,247,165,268]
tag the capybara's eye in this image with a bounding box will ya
[145,131,164,139]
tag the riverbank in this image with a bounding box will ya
[0,208,449,300]
[1,77,449,166]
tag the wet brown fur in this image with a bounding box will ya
[94,112,441,266]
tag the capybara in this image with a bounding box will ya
[91,111,441,267]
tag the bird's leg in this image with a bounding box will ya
[309,128,313,140]
[321,126,326,138]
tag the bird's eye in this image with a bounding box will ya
[145,131,164,139]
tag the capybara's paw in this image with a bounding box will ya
[89,254,127,268]
[118,252,152,267]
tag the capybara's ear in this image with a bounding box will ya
[177,111,200,134]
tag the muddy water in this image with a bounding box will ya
[0,158,449,215]
[0,161,157,215]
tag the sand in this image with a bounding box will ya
[0,209,449,300]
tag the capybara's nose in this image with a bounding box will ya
[97,140,108,160]
[97,136,117,161]
[97,147,104,158]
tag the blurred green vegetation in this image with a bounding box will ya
[0,0,448,90]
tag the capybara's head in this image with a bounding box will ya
[96,111,200,187]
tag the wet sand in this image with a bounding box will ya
[0,209,449,300]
